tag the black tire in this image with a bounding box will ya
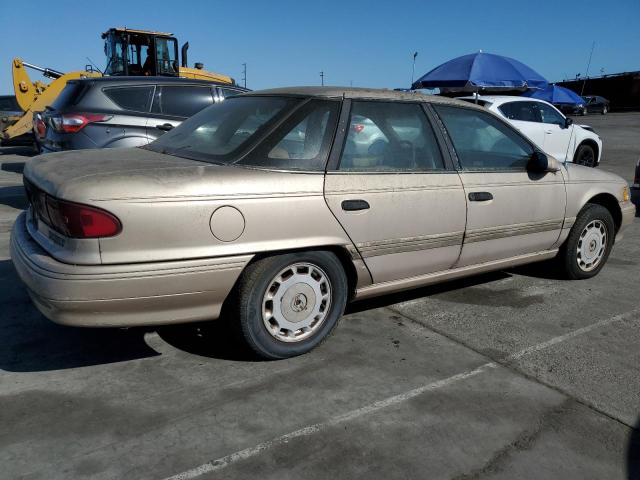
[559,203,615,280]
[228,251,348,359]
[574,144,596,167]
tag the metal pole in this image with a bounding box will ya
[581,41,595,96]
[242,63,247,88]
[410,52,418,87]
[320,71,324,86]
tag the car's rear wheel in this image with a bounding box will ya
[559,204,614,280]
[574,144,596,167]
[602,106,608,115]
[229,251,348,359]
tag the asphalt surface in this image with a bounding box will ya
[1,113,639,480]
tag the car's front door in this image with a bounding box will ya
[433,104,566,267]
[536,102,573,162]
[324,100,467,283]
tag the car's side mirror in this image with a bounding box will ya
[528,151,560,173]
[564,117,573,129]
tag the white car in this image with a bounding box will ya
[460,95,602,167]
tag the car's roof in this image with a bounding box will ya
[458,95,549,105]
[71,76,247,88]
[244,86,479,108]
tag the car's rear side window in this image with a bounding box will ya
[435,105,533,171]
[152,85,214,117]
[146,96,298,163]
[103,86,154,112]
[238,99,339,171]
[338,101,445,172]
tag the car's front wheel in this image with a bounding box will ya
[229,251,348,359]
[574,144,596,167]
[559,203,615,280]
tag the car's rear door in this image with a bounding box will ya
[147,84,215,140]
[433,104,566,267]
[99,85,155,147]
[324,100,467,284]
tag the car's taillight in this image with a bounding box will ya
[34,114,47,138]
[353,124,365,134]
[45,196,121,238]
[52,113,111,134]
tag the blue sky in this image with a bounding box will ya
[1,0,638,94]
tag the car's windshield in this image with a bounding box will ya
[145,96,299,163]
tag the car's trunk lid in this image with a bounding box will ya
[24,147,210,200]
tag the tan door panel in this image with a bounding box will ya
[457,170,566,267]
[325,172,467,283]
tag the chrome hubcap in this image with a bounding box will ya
[262,262,332,342]
[577,220,607,272]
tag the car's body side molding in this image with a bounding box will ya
[354,248,558,300]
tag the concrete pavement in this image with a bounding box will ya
[1,114,639,480]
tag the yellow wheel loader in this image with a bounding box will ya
[2,28,235,143]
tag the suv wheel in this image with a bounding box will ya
[574,144,596,167]
[229,251,348,359]
[559,204,614,279]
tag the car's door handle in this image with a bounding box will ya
[156,123,174,131]
[468,192,493,202]
[341,199,370,211]
[544,129,553,134]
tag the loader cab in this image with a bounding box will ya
[102,28,179,77]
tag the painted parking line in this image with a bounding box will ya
[162,307,640,480]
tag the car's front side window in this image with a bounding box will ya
[338,101,444,172]
[103,86,154,112]
[152,85,214,117]
[238,99,339,171]
[434,105,533,171]
[537,103,565,126]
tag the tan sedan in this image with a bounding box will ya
[11,87,635,358]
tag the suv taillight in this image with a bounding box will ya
[43,195,121,238]
[51,113,112,134]
[34,114,47,138]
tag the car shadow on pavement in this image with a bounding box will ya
[0,260,160,373]
[628,417,640,480]
[0,185,27,209]
[1,161,26,174]
[346,271,511,314]
[0,146,36,158]
[156,322,256,361]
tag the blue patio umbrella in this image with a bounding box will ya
[522,85,585,105]
[411,52,548,91]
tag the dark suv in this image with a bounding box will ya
[35,77,248,153]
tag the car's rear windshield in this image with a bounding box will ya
[51,82,90,110]
[145,96,300,163]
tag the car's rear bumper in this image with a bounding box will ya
[10,212,252,327]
